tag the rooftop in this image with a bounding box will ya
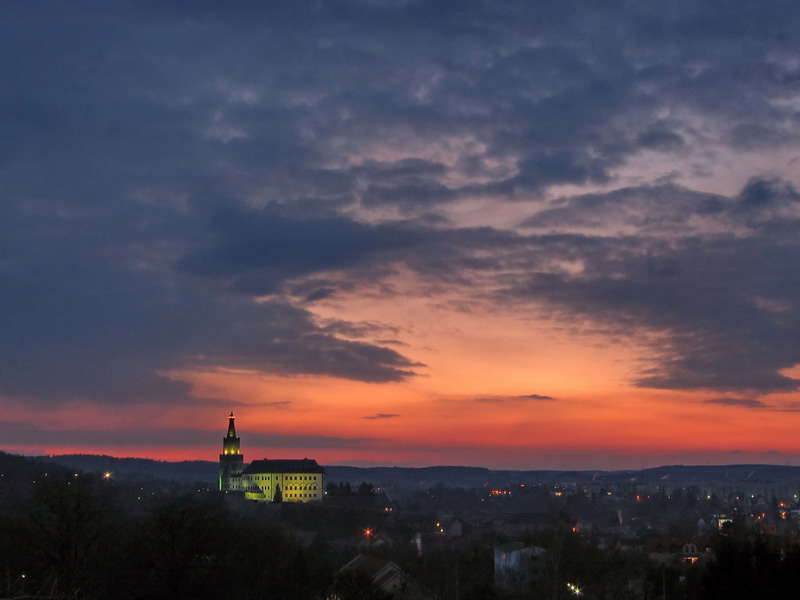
[243,458,324,475]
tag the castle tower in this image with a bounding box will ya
[219,412,244,490]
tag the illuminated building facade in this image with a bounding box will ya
[240,458,324,502]
[218,413,324,503]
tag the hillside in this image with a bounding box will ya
[39,453,800,489]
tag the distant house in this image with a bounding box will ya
[357,532,395,550]
[493,542,546,591]
[333,554,436,600]
[646,537,712,566]
[435,516,469,537]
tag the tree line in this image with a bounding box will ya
[0,472,331,600]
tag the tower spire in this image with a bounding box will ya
[219,411,244,490]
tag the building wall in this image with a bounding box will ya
[241,471,323,502]
[219,454,243,491]
[218,415,323,502]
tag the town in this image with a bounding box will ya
[3,417,800,599]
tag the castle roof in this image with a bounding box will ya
[243,458,324,474]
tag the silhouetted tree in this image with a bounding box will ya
[25,473,113,598]
[357,482,375,497]
[330,570,393,600]
[134,494,227,600]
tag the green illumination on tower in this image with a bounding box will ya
[219,412,244,490]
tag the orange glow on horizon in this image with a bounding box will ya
[4,277,800,470]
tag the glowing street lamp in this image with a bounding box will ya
[567,582,583,596]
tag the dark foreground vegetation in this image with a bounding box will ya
[4,451,800,599]
[1,476,319,597]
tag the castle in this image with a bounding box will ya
[218,412,324,503]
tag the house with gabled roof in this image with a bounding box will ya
[333,554,436,600]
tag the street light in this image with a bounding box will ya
[566,582,583,596]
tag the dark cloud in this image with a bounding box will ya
[701,398,800,412]
[736,177,800,212]
[704,398,767,409]
[233,431,372,450]
[320,319,401,340]
[500,178,800,394]
[475,394,554,403]
[0,200,421,404]
[636,128,685,151]
[250,401,294,409]
[376,339,409,347]
[304,288,337,302]
[0,421,370,450]
[361,413,401,420]
[519,184,731,233]
[178,204,432,295]
[501,232,800,393]
[1,0,799,408]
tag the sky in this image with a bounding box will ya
[2,0,800,470]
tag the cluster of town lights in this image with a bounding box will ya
[567,582,583,596]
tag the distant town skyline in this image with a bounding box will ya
[3,1,800,470]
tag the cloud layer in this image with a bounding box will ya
[2,0,800,414]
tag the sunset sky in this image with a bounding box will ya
[3,1,800,469]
